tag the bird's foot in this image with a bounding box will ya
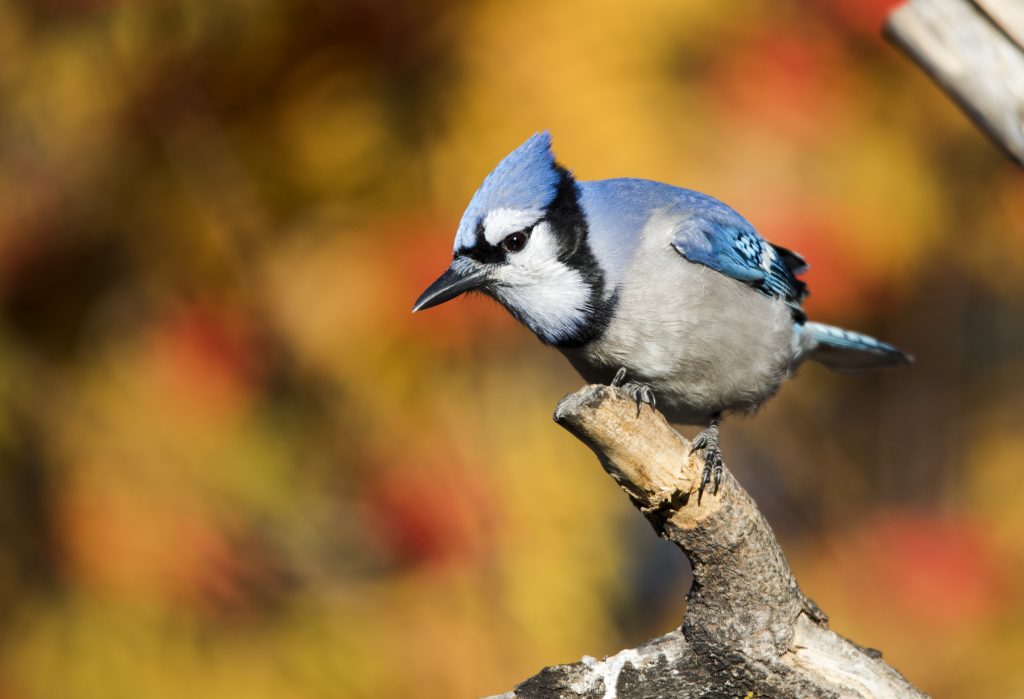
[690,421,723,502]
[610,367,656,418]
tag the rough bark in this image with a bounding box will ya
[885,0,1024,166]
[488,385,927,699]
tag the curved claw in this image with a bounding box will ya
[626,383,656,417]
[611,367,628,387]
[609,367,657,418]
[692,420,723,503]
[698,462,713,502]
[697,450,719,503]
[711,451,724,495]
[642,386,656,412]
[689,433,708,455]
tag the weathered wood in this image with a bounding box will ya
[974,0,1024,50]
[488,385,927,699]
[885,0,1024,166]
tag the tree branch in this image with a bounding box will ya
[489,385,927,699]
[885,0,1024,167]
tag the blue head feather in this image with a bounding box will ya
[454,131,562,251]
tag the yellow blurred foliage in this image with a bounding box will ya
[0,1,1020,698]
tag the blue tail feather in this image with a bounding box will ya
[804,322,913,372]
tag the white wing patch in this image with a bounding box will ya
[759,242,775,273]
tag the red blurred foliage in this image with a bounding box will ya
[708,29,851,141]
[361,462,494,570]
[386,218,523,350]
[833,510,1006,630]
[810,0,904,41]
[165,517,292,620]
[58,485,289,619]
[755,206,874,317]
[149,303,264,417]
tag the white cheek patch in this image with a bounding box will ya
[490,221,592,342]
[483,207,543,245]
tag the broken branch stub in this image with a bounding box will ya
[489,385,927,699]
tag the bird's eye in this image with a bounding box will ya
[501,230,529,253]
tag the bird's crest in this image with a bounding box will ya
[454,131,562,251]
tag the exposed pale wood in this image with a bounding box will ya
[974,0,1024,50]
[488,385,927,699]
[885,0,1024,166]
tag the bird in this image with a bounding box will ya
[413,132,911,498]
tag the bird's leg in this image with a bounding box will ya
[690,416,724,502]
[610,367,656,417]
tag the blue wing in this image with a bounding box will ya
[578,178,809,310]
[671,213,808,308]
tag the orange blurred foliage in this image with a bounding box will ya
[0,1,1021,698]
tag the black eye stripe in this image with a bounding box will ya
[455,219,506,264]
[457,221,538,262]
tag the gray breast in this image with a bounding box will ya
[560,211,796,425]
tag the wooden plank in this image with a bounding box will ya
[886,0,1024,166]
[973,0,1024,50]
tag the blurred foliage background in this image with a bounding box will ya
[0,0,1022,697]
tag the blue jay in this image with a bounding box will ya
[414,132,911,497]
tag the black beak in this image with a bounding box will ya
[412,264,487,312]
